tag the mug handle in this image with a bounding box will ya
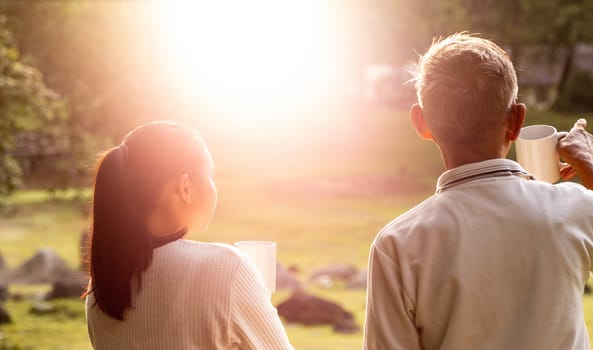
[557,131,569,163]
[557,131,569,140]
[556,131,572,179]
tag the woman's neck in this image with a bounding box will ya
[146,208,186,239]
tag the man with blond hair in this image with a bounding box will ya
[364,33,593,350]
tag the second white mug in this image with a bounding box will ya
[233,241,277,294]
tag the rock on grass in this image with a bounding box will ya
[277,290,359,334]
[0,304,11,324]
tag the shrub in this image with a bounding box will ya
[553,69,593,113]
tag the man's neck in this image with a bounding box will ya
[433,133,512,170]
[441,149,507,170]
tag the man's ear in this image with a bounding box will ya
[178,173,192,204]
[506,103,526,141]
[410,104,433,140]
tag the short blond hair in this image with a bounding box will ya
[414,33,518,146]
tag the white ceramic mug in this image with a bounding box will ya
[234,241,276,293]
[515,125,568,183]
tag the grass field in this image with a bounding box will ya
[1,107,592,349]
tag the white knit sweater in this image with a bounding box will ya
[86,240,294,349]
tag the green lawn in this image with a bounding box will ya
[1,107,591,349]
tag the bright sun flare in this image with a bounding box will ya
[155,0,339,113]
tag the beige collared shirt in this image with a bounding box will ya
[364,158,593,350]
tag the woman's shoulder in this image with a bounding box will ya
[158,239,244,265]
[176,239,241,253]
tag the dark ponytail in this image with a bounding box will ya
[87,145,153,320]
[84,122,206,320]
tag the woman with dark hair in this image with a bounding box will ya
[84,121,293,349]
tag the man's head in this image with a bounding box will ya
[411,33,523,158]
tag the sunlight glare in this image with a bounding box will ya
[156,0,339,114]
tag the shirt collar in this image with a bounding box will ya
[436,158,535,193]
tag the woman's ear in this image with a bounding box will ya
[178,173,192,204]
[410,104,433,140]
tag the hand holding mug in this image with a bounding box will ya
[557,118,593,189]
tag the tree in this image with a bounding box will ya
[0,2,187,195]
[540,0,593,94]
[1,2,196,168]
[362,0,593,109]
[0,16,64,201]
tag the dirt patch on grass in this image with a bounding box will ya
[269,174,431,198]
